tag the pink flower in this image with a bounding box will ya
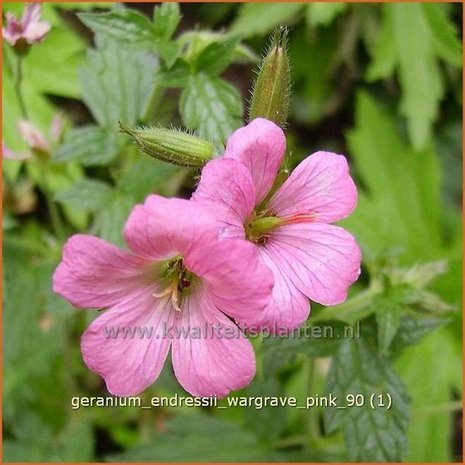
[2,3,51,47]
[53,195,274,397]
[3,115,64,160]
[193,118,361,332]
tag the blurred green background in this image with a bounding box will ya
[2,2,462,462]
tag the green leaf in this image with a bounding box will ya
[306,3,348,27]
[79,35,159,127]
[53,126,119,166]
[324,338,410,461]
[153,2,181,41]
[180,74,243,143]
[422,3,462,67]
[231,3,304,37]
[194,36,239,75]
[262,321,354,373]
[396,329,461,461]
[78,10,157,46]
[243,378,286,443]
[375,298,404,354]
[107,413,268,461]
[365,6,396,81]
[117,157,180,202]
[90,194,134,246]
[54,179,114,212]
[390,3,443,150]
[367,4,446,150]
[390,313,452,354]
[344,92,442,261]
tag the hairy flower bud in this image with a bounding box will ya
[248,27,291,129]
[119,123,215,168]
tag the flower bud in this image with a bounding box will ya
[119,123,215,168]
[248,27,291,129]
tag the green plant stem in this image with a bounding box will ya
[305,358,322,450]
[13,55,66,239]
[14,55,28,119]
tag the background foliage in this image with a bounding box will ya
[3,2,462,462]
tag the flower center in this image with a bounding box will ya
[245,211,318,245]
[245,210,281,245]
[153,256,196,311]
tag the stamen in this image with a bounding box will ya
[280,213,317,225]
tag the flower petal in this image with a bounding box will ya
[192,157,255,239]
[253,248,310,332]
[124,195,218,260]
[269,151,357,223]
[81,290,175,396]
[224,118,286,204]
[186,238,274,327]
[18,120,50,153]
[171,287,255,397]
[267,223,361,306]
[53,234,150,309]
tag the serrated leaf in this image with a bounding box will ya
[53,126,119,166]
[78,10,157,46]
[422,3,462,67]
[365,6,396,81]
[263,321,353,373]
[231,3,304,37]
[180,74,243,142]
[367,4,446,150]
[153,2,181,41]
[194,36,239,75]
[54,179,114,212]
[79,35,159,127]
[306,3,348,27]
[390,3,443,150]
[390,313,452,353]
[344,92,442,261]
[324,338,410,461]
[106,414,268,461]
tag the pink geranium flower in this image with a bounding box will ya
[53,195,273,397]
[2,3,51,47]
[193,118,361,332]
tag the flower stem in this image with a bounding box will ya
[14,55,28,119]
[305,358,322,450]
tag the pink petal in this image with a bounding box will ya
[22,4,41,27]
[171,287,255,397]
[269,151,357,223]
[53,234,151,309]
[24,21,51,43]
[224,118,286,204]
[267,223,361,306]
[81,290,175,396]
[192,157,255,238]
[124,195,218,261]
[22,3,50,43]
[187,238,274,327]
[2,14,23,45]
[18,120,50,153]
[253,248,310,332]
